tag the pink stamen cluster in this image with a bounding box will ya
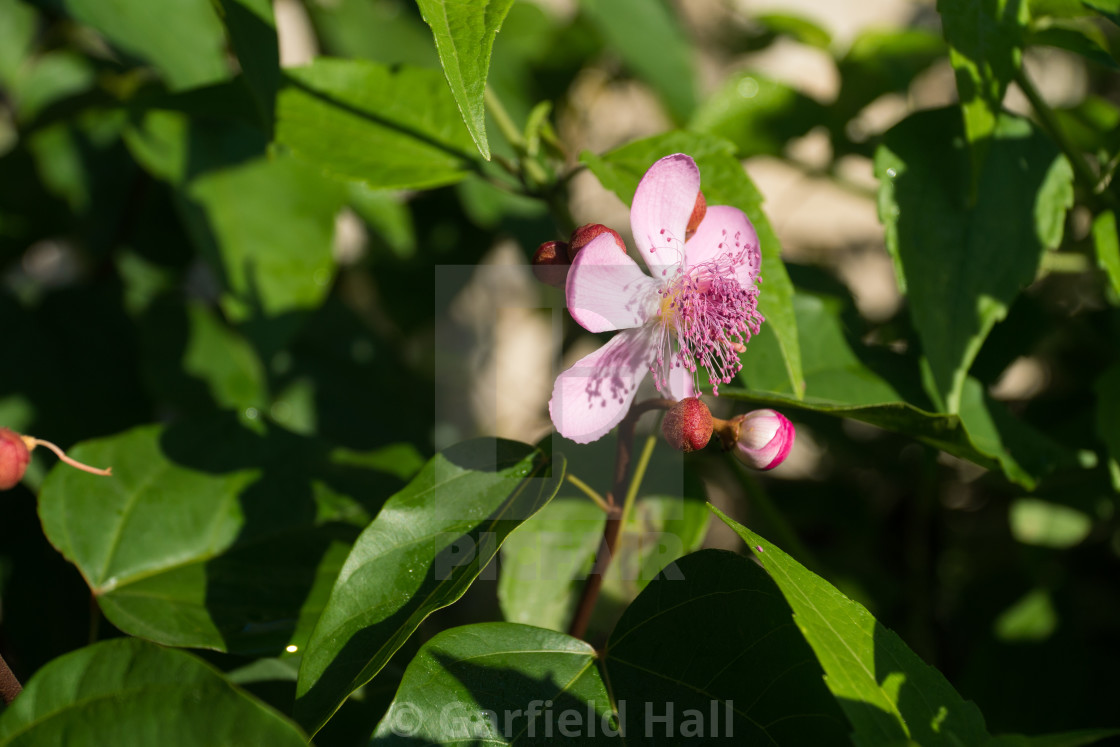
[652,234,762,395]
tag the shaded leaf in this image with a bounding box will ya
[712,506,992,746]
[1095,362,1120,492]
[0,638,307,746]
[294,439,565,735]
[578,0,696,122]
[49,0,229,90]
[875,108,1073,412]
[1092,210,1120,299]
[37,417,408,655]
[1026,24,1120,69]
[581,131,803,397]
[275,58,479,189]
[215,0,280,128]
[986,728,1120,746]
[414,0,515,160]
[937,0,1028,178]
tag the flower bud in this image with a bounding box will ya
[0,428,31,490]
[532,240,571,288]
[567,223,626,262]
[730,409,794,470]
[685,190,707,240]
[661,397,713,453]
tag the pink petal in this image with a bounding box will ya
[549,326,656,444]
[683,205,761,288]
[666,364,696,400]
[630,154,701,279]
[566,233,660,333]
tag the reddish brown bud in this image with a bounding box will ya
[661,397,713,453]
[532,240,571,288]
[0,428,31,490]
[567,223,626,262]
[685,190,706,240]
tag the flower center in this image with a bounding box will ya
[651,252,762,396]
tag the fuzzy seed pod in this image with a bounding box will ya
[661,397,713,453]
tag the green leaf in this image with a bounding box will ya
[498,495,709,633]
[993,588,1058,641]
[184,152,345,321]
[51,0,230,90]
[875,108,1073,412]
[294,439,565,735]
[690,72,827,158]
[603,549,849,744]
[735,288,1068,488]
[711,506,992,746]
[937,0,1028,178]
[370,623,613,743]
[414,0,514,161]
[1082,0,1120,25]
[37,417,406,654]
[1010,498,1092,548]
[756,13,832,48]
[1026,24,1120,68]
[275,58,479,190]
[214,0,280,128]
[581,131,804,397]
[1094,362,1120,492]
[578,0,696,122]
[0,0,37,88]
[374,551,849,744]
[1092,210,1120,299]
[0,639,308,745]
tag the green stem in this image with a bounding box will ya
[567,473,610,513]
[618,435,656,532]
[1015,67,1114,208]
[731,460,820,573]
[484,87,550,187]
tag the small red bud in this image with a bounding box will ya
[532,240,571,288]
[685,190,706,240]
[661,397,713,453]
[0,428,32,490]
[567,223,626,262]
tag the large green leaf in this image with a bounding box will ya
[712,506,992,746]
[275,58,480,189]
[414,0,515,160]
[214,0,280,128]
[581,131,804,397]
[373,550,848,744]
[1091,210,1120,299]
[294,439,565,735]
[875,108,1073,412]
[937,0,1028,178]
[37,416,413,654]
[498,495,709,634]
[0,638,307,746]
[50,0,229,90]
[578,0,696,122]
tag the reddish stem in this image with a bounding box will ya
[567,398,674,641]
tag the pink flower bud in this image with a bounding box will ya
[567,223,626,262]
[531,240,571,287]
[732,409,794,470]
[0,428,31,490]
[661,397,713,453]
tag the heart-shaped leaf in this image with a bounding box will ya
[0,638,307,746]
[711,505,991,746]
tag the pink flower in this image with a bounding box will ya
[549,154,763,444]
[732,409,794,470]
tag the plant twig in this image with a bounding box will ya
[567,399,674,640]
[566,473,610,512]
[0,652,21,705]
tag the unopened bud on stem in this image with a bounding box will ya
[0,427,112,491]
[661,397,713,453]
[567,223,626,262]
[713,409,795,470]
[532,240,571,288]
